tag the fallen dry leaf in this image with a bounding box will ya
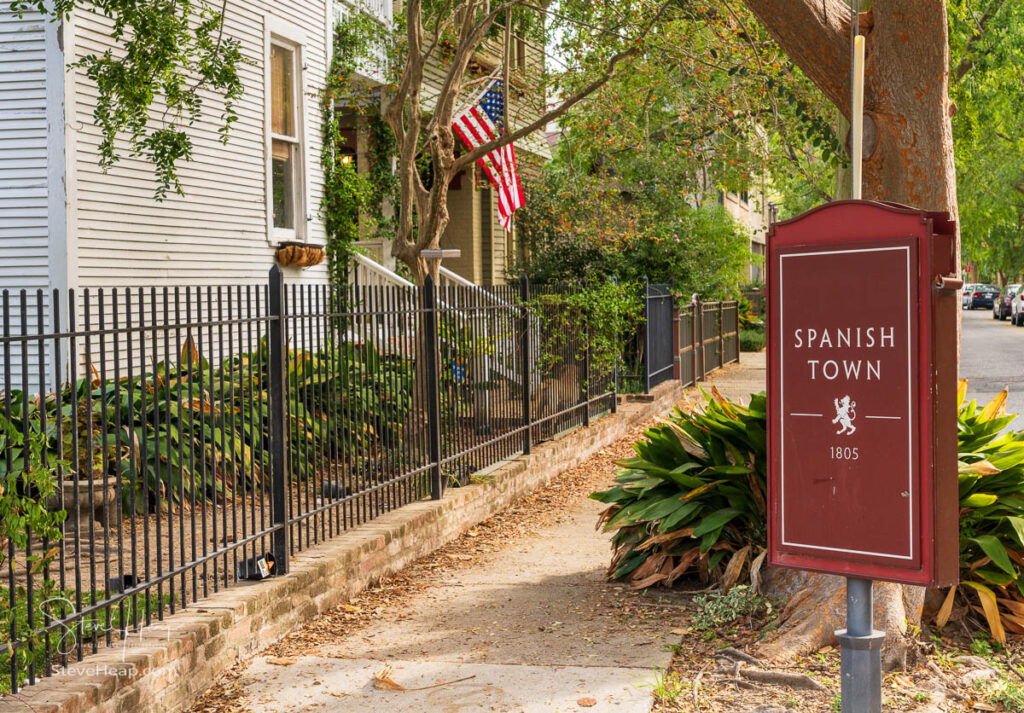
[373,665,407,690]
[373,665,477,692]
[266,657,296,666]
[578,697,597,707]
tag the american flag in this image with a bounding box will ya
[452,78,524,231]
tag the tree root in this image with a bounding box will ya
[737,668,826,691]
[755,567,926,671]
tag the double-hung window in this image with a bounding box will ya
[270,39,305,239]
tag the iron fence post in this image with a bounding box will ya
[690,302,698,386]
[643,277,651,394]
[718,301,725,368]
[610,276,618,413]
[696,298,705,380]
[422,275,444,499]
[735,302,741,364]
[581,338,590,427]
[519,275,532,454]
[267,266,290,575]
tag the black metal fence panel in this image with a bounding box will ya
[0,284,284,695]
[701,303,723,375]
[0,271,621,693]
[644,283,675,392]
[722,302,740,366]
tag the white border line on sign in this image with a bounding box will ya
[779,245,914,561]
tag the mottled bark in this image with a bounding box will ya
[743,0,958,225]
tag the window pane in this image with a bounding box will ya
[271,45,295,137]
[272,139,294,229]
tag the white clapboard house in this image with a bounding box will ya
[0,0,534,393]
[0,1,348,300]
[0,1,392,391]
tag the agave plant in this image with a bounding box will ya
[591,388,767,589]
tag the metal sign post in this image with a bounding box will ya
[839,32,885,713]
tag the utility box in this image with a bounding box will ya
[767,200,959,587]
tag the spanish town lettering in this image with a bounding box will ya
[791,326,897,380]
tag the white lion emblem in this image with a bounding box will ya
[832,395,857,436]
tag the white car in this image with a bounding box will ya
[1012,289,1024,325]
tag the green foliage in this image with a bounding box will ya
[737,296,763,329]
[594,378,1024,647]
[948,2,1024,280]
[10,0,245,200]
[515,180,750,299]
[530,281,645,381]
[0,339,413,515]
[739,328,765,353]
[648,669,687,703]
[320,18,398,286]
[0,588,169,693]
[0,415,66,689]
[591,389,767,586]
[986,676,1024,712]
[525,0,842,274]
[948,385,1024,642]
[690,585,773,631]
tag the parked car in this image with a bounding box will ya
[995,284,1021,320]
[963,283,979,309]
[965,284,1000,310]
[1013,291,1024,325]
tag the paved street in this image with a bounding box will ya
[962,307,1024,422]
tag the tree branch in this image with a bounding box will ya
[953,0,999,82]
[451,1,671,174]
[740,0,851,114]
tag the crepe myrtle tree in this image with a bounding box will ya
[10,0,244,200]
[381,0,672,284]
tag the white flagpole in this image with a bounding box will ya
[851,35,865,200]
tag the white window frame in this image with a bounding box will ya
[265,17,309,244]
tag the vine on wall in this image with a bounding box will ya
[320,16,399,286]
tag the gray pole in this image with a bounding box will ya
[838,578,884,712]
[841,5,884,712]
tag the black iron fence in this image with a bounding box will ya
[0,269,623,693]
[644,282,676,392]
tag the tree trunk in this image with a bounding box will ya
[742,0,958,668]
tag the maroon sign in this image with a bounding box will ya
[768,201,959,587]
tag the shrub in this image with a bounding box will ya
[941,385,1024,643]
[739,328,766,352]
[690,585,774,631]
[591,388,767,588]
[0,338,413,513]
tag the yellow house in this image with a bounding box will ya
[337,0,550,286]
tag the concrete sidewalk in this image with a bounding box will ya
[224,356,767,713]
